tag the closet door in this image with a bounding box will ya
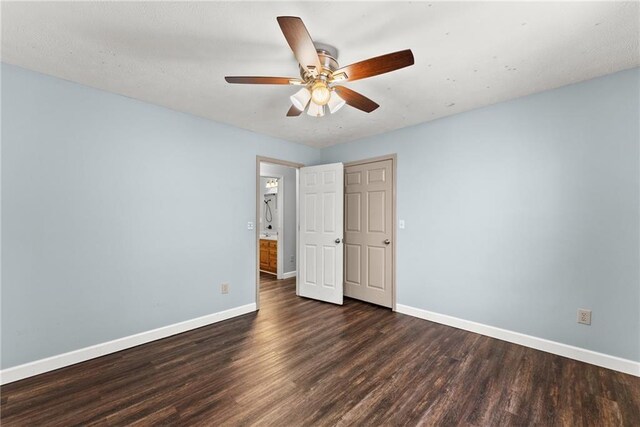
[344,159,393,308]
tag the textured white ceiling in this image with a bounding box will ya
[2,1,639,148]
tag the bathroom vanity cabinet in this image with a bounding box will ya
[259,239,277,274]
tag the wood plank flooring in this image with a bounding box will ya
[2,273,639,425]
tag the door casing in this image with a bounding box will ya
[256,156,303,310]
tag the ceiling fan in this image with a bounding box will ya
[225,16,414,118]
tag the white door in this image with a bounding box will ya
[298,163,344,305]
[344,159,393,308]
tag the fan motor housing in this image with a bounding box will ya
[299,43,339,81]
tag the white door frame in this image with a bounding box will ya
[255,156,303,310]
[344,154,398,311]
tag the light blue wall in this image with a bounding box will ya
[323,68,640,362]
[1,63,321,368]
[3,63,638,370]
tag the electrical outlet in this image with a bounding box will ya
[221,283,229,294]
[247,221,254,230]
[577,309,591,325]
[399,219,405,229]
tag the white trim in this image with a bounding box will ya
[0,303,257,385]
[396,304,640,377]
[295,168,300,297]
[282,271,297,279]
[276,176,284,280]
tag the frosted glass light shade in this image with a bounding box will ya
[307,102,325,117]
[290,88,311,111]
[310,82,331,105]
[327,91,346,114]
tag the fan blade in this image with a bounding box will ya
[287,105,303,117]
[225,76,303,85]
[332,49,414,82]
[333,86,379,113]
[277,16,322,73]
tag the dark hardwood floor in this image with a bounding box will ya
[2,273,639,425]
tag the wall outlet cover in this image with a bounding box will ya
[577,308,591,325]
[221,283,229,294]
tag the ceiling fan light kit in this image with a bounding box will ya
[327,91,346,114]
[310,81,331,105]
[307,102,325,118]
[291,87,311,110]
[225,16,414,118]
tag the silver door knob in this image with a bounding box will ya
[335,238,342,244]
[384,239,391,245]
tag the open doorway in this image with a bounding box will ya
[255,157,303,310]
[259,175,282,277]
[255,155,397,311]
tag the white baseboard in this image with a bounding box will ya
[0,303,257,385]
[282,271,297,279]
[396,304,639,377]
